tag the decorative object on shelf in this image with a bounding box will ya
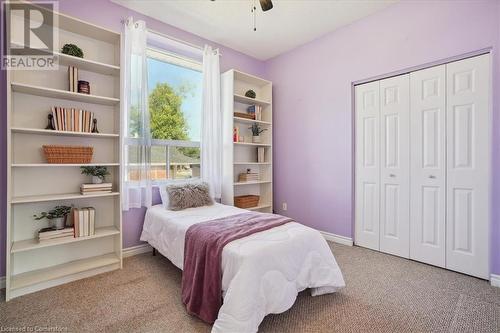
[45,114,55,130]
[78,80,90,94]
[234,111,255,120]
[80,183,113,195]
[234,195,260,208]
[38,227,74,243]
[238,169,259,182]
[33,205,72,230]
[61,43,84,58]
[239,136,244,142]
[68,66,78,92]
[233,126,239,142]
[80,165,110,184]
[248,105,263,121]
[257,147,265,163]
[73,207,96,237]
[51,107,95,133]
[245,89,256,99]
[249,123,267,143]
[42,145,93,164]
[91,118,99,133]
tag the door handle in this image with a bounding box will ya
[429,175,436,179]
[389,174,396,178]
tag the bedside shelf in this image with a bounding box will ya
[11,192,119,204]
[11,127,119,138]
[11,227,120,253]
[10,253,120,290]
[234,142,271,147]
[234,180,272,186]
[246,204,272,211]
[234,93,271,106]
[11,82,120,106]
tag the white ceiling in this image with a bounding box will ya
[112,0,397,60]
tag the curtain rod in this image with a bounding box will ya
[121,18,221,55]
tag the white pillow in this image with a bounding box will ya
[158,179,201,209]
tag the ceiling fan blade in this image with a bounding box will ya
[259,0,273,11]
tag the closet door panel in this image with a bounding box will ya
[379,75,410,258]
[409,65,446,267]
[446,54,490,279]
[355,81,380,250]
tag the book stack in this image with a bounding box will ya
[38,227,74,243]
[51,107,95,132]
[238,172,260,182]
[81,183,112,195]
[73,207,96,237]
[247,105,263,121]
[68,66,78,92]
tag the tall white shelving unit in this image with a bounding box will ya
[5,7,122,300]
[221,70,273,213]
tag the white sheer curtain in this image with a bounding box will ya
[122,18,152,211]
[201,45,222,199]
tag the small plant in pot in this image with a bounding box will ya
[33,205,72,230]
[81,166,110,184]
[249,123,267,143]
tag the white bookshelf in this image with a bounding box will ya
[5,7,123,300]
[221,70,273,213]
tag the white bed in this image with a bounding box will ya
[141,203,345,333]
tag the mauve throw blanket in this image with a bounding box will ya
[181,211,293,323]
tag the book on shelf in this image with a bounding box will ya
[73,207,96,237]
[68,66,78,92]
[81,183,112,195]
[247,105,263,121]
[38,227,74,243]
[51,106,94,133]
[238,172,260,182]
[257,147,265,163]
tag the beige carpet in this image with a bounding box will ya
[1,243,499,332]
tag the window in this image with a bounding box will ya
[126,48,203,181]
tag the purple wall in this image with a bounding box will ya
[0,0,265,277]
[264,0,500,275]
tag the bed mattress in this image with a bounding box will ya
[141,203,345,333]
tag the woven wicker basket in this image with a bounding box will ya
[234,195,260,209]
[43,145,93,164]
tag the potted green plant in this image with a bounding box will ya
[33,205,72,230]
[61,43,84,58]
[81,166,110,184]
[249,123,267,143]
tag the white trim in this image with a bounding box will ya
[123,244,153,258]
[491,274,500,288]
[319,230,353,246]
[0,276,5,289]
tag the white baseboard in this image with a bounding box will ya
[491,274,500,288]
[123,243,153,258]
[319,230,353,246]
[0,276,5,289]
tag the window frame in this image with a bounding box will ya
[124,47,203,183]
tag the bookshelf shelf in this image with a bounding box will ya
[11,227,120,253]
[11,192,120,204]
[234,142,271,147]
[222,70,273,214]
[10,253,121,291]
[12,163,120,168]
[233,117,271,125]
[57,52,120,76]
[11,82,120,106]
[6,7,122,301]
[11,127,119,138]
[234,93,270,106]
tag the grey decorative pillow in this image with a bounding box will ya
[166,182,214,211]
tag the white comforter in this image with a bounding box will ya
[141,204,345,333]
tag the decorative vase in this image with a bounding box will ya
[252,135,261,143]
[92,176,103,184]
[51,217,66,230]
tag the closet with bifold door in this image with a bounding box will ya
[354,53,491,279]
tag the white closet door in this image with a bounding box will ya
[446,54,490,279]
[409,65,447,267]
[355,81,380,251]
[378,75,410,258]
